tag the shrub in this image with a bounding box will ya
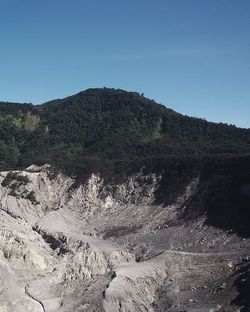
[1,172,18,187]
[26,191,39,204]
[1,172,30,188]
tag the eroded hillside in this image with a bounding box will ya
[0,89,250,311]
[0,165,249,312]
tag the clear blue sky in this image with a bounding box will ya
[0,0,249,128]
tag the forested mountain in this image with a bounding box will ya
[0,88,250,176]
[1,89,250,311]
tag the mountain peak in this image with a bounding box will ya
[0,88,249,175]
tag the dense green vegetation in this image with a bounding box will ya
[0,88,250,176]
[0,88,250,235]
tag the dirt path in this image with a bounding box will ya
[25,286,46,312]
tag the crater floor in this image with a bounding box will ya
[0,166,249,312]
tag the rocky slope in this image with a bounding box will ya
[0,165,249,312]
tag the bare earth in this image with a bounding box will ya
[0,165,249,312]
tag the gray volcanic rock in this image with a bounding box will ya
[0,165,249,311]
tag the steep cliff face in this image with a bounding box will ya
[0,165,249,312]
